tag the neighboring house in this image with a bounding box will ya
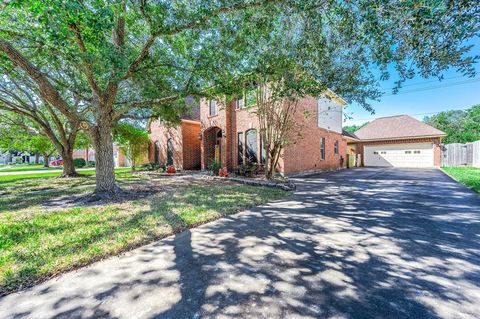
[0,152,10,165]
[0,151,36,164]
[73,145,129,168]
[344,115,446,167]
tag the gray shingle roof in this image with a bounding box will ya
[354,115,446,140]
[342,130,359,140]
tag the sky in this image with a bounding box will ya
[343,37,480,126]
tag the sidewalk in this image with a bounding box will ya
[0,167,94,176]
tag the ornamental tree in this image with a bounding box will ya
[113,123,149,171]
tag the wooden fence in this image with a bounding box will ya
[441,140,480,167]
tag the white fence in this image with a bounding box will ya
[441,140,480,167]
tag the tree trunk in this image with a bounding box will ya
[91,121,118,196]
[61,149,77,177]
[43,153,50,167]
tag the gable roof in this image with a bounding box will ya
[354,115,446,140]
[342,130,359,141]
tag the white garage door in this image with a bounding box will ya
[364,143,434,167]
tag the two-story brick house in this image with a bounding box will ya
[199,90,348,174]
[148,90,348,174]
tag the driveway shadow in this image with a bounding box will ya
[1,168,479,318]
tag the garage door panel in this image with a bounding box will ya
[364,143,434,167]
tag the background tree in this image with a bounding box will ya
[0,112,56,166]
[28,136,57,167]
[424,104,480,143]
[0,72,80,176]
[113,123,149,171]
[75,131,93,164]
[1,1,478,195]
[343,122,370,134]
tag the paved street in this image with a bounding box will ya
[1,168,479,318]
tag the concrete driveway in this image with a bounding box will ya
[1,168,479,319]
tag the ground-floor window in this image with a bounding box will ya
[260,136,266,164]
[237,132,244,165]
[154,141,160,164]
[320,137,325,160]
[246,129,258,163]
[167,138,174,166]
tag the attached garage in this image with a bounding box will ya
[344,115,446,168]
[364,143,434,167]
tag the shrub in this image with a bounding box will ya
[208,161,222,176]
[87,160,95,167]
[138,162,166,171]
[73,158,86,168]
[236,163,263,177]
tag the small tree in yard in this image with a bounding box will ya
[252,80,301,179]
[113,123,148,171]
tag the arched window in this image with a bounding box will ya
[245,129,258,163]
[167,138,174,166]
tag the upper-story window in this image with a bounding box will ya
[334,140,339,155]
[209,100,217,116]
[245,89,257,107]
[236,97,244,109]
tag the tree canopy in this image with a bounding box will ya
[424,104,480,144]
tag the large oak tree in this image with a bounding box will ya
[0,0,478,195]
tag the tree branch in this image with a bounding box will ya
[68,23,102,98]
[120,0,277,81]
[0,38,80,123]
[113,95,180,120]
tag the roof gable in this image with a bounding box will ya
[354,115,445,140]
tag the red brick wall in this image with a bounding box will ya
[181,121,201,170]
[199,99,231,170]
[148,119,184,169]
[199,96,346,173]
[355,137,443,167]
[282,96,346,173]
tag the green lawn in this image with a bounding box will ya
[442,167,480,193]
[0,173,287,295]
[0,168,130,184]
[0,164,63,172]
